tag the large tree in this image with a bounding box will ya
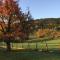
[0,0,28,51]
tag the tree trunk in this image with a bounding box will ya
[45,40,48,51]
[6,14,11,51]
[6,41,11,51]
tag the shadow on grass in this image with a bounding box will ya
[0,47,60,60]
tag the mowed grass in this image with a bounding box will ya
[0,39,60,60]
[0,39,60,50]
[11,39,60,50]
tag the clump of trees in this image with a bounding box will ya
[30,18,60,39]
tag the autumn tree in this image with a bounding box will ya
[0,0,29,51]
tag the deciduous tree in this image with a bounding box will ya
[0,0,29,51]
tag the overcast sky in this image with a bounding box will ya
[19,0,60,19]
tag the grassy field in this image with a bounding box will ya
[0,39,60,50]
[0,39,60,60]
[11,39,60,50]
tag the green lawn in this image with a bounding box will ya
[0,39,60,60]
[11,39,60,51]
[0,39,60,50]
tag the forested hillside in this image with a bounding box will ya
[28,18,60,39]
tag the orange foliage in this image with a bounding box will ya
[0,0,27,41]
[35,29,60,38]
